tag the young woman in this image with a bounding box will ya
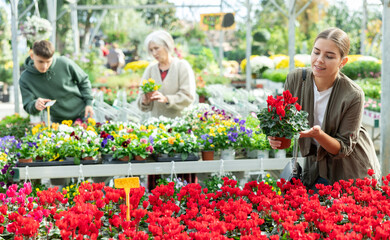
[269,27,381,189]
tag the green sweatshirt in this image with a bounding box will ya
[19,56,93,123]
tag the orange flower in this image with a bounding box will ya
[168,137,176,144]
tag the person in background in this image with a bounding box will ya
[137,30,196,190]
[19,40,94,123]
[137,30,196,118]
[107,43,125,74]
[268,27,381,190]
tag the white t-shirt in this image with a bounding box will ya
[313,80,333,146]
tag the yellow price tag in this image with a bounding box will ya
[114,177,140,221]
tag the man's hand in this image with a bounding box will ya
[35,98,52,111]
[84,105,94,119]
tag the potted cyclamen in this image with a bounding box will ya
[257,90,309,149]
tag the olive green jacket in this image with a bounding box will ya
[285,68,380,187]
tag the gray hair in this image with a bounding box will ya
[144,30,175,55]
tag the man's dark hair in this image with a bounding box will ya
[32,40,55,58]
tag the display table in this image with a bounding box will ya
[13,158,304,181]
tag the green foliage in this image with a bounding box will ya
[224,49,246,62]
[105,31,127,46]
[137,0,178,28]
[342,61,381,80]
[200,73,231,85]
[202,173,238,193]
[196,87,211,98]
[262,69,289,83]
[356,78,381,99]
[0,114,31,139]
[0,63,13,85]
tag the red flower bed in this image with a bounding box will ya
[0,170,389,239]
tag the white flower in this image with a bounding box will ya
[21,16,53,44]
[250,56,274,74]
[294,54,311,66]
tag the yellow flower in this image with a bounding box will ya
[86,126,96,132]
[142,80,148,85]
[0,153,7,162]
[148,125,157,130]
[140,125,147,131]
[153,85,159,91]
[88,118,96,126]
[168,137,176,144]
[266,173,270,178]
[118,125,124,131]
[148,78,155,84]
[159,123,166,131]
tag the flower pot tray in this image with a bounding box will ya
[107,159,147,164]
[154,153,199,162]
[17,160,75,167]
[80,159,99,165]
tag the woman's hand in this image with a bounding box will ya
[268,136,282,149]
[299,125,322,138]
[150,91,168,103]
[142,94,152,105]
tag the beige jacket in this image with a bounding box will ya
[285,68,381,187]
[137,58,196,118]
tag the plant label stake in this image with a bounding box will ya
[45,100,56,129]
[114,177,140,221]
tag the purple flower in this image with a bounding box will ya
[149,136,154,144]
[101,138,108,148]
[1,168,6,174]
[239,120,246,125]
[10,170,14,176]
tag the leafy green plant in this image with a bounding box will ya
[0,114,31,139]
[342,60,381,80]
[262,69,289,83]
[141,78,161,93]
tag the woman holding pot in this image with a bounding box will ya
[268,27,380,190]
[137,30,196,118]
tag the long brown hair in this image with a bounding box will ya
[315,28,350,59]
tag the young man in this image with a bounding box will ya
[19,40,94,123]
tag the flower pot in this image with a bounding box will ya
[134,155,146,161]
[35,156,44,162]
[82,156,96,161]
[274,136,292,149]
[220,148,235,160]
[274,149,287,159]
[101,153,114,163]
[257,150,269,159]
[201,151,214,161]
[145,91,156,99]
[118,156,130,162]
[18,157,33,163]
[199,96,206,103]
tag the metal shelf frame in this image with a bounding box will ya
[13,158,304,181]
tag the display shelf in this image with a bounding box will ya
[13,158,304,181]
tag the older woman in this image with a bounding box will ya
[137,30,196,118]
